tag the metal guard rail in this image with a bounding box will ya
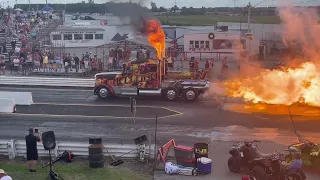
[0,76,95,88]
[0,139,153,159]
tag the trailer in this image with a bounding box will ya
[93,59,210,101]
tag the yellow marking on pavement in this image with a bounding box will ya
[13,103,184,119]
[33,103,184,118]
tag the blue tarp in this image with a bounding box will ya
[42,6,53,12]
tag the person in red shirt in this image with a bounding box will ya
[98,59,103,73]
[221,57,228,76]
[21,39,26,48]
[194,59,199,72]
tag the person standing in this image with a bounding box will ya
[84,58,90,76]
[0,169,12,180]
[73,54,80,72]
[25,128,41,172]
[221,57,228,77]
[68,53,73,71]
[43,53,48,72]
[189,57,195,72]
[0,57,5,75]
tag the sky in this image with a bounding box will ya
[2,0,320,9]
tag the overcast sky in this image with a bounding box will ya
[3,0,320,9]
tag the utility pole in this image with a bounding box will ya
[247,2,251,33]
[247,2,252,55]
[233,0,236,16]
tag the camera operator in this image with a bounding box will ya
[0,169,12,180]
[25,128,41,172]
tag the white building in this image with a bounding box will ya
[217,22,285,54]
[49,25,134,57]
[183,32,246,60]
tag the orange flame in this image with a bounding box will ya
[225,62,320,106]
[224,6,320,107]
[143,20,166,59]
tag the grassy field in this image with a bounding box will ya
[0,160,152,180]
[156,15,281,26]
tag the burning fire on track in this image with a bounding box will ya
[223,6,320,107]
[225,62,320,106]
[136,17,165,59]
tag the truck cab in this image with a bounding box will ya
[94,59,210,101]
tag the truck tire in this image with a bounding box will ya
[97,87,111,100]
[163,87,179,101]
[183,88,199,101]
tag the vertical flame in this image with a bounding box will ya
[143,20,166,59]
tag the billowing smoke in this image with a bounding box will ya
[106,1,153,24]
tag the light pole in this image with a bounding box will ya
[247,2,252,54]
[233,0,236,16]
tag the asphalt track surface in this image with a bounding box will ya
[1,86,320,146]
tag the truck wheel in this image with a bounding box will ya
[183,88,199,101]
[163,87,179,101]
[97,87,111,100]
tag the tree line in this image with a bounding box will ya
[13,2,319,16]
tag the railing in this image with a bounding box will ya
[0,76,94,87]
[0,139,153,160]
[182,51,239,61]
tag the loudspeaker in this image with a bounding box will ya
[42,131,56,150]
[134,135,147,145]
[89,137,102,145]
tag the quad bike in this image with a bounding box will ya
[251,152,306,180]
[228,140,277,173]
[284,140,320,169]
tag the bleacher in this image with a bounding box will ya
[0,15,63,63]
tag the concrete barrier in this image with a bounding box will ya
[0,98,16,113]
[0,76,94,87]
[0,91,33,105]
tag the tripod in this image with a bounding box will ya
[47,149,64,180]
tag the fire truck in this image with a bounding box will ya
[94,59,210,101]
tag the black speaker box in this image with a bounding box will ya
[42,131,56,150]
[134,135,147,145]
[89,138,102,145]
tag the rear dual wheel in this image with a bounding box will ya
[183,88,199,102]
[163,87,199,101]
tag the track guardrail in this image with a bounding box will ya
[0,76,95,88]
[0,139,152,160]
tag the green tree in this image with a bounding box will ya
[158,6,166,12]
[170,5,179,13]
[150,1,158,12]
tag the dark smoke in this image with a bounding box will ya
[107,2,153,24]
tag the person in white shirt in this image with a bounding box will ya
[84,58,89,76]
[15,46,21,55]
[0,169,12,180]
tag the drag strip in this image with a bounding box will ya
[15,104,182,119]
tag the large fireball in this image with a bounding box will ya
[223,6,320,107]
